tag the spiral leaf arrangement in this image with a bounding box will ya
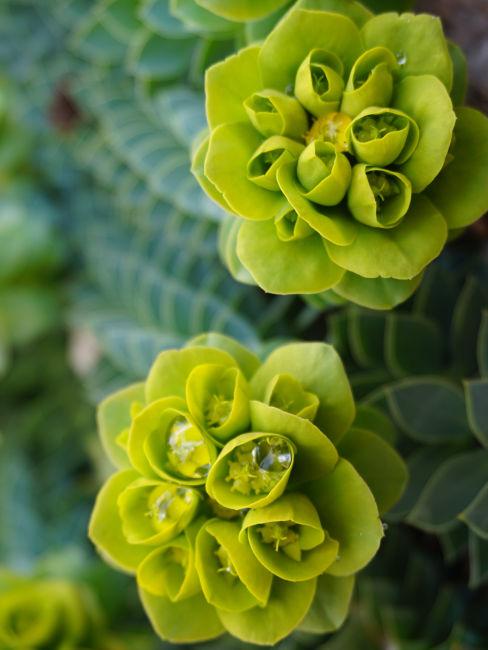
[89,333,407,644]
[193,0,488,308]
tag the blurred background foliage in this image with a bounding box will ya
[0,0,487,648]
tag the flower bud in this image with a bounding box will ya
[347,107,419,166]
[294,49,344,117]
[274,205,313,242]
[348,164,412,229]
[247,136,304,191]
[185,363,250,444]
[297,140,351,206]
[264,373,319,420]
[118,479,199,546]
[244,90,308,139]
[341,47,398,117]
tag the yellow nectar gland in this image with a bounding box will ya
[306,111,352,152]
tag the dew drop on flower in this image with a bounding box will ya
[215,545,238,580]
[146,485,196,530]
[226,436,292,496]
[396,52,407,66]
[148,490,173,523]
[167,417,211,478]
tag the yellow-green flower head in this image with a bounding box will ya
[0,572,107,650]
[192,0,488,309]
[89,333,407,644]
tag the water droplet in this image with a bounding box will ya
[396,52,407,66]
[252,438,292,472]
[177,487,194,504]
[285,83,294,96]
[215,546,238,578]
[167,417,211,478]
[227,437,293,496]
[151,490,173,522]
[382,522,389,531]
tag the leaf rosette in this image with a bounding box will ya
[192,0,488,309]
[89,333,407,644]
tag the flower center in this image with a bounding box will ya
[306,111,351,151]
[226,436,292,496]
[368,171,401,211]
[205,394,232,428]
[258,521,302,560]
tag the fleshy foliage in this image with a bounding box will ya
[329,254,488,588]
[89,333,407,644]
[193,0,488,309]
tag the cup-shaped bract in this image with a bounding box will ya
[348,164,412,228]
[195,519,273,611]
[206,431,296,509]
[295,49,345,117]
[264,372,319,420]
[244,90,309,139]
[118,479,200,545]
[128,398,217,486]
[297,140,351,205]
[240,493,339,581]
[89,333,407,644]
[186,363,251,443]
[247,136,305,191]
[193,1,488,309]
[347,107,419,166]
[0,575,106,650]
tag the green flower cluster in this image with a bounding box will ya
[89,333,407,644]
[0,572,111,650]
[193,0,488,309]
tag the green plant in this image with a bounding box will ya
[89,333,406,644]
[193,0,488,308]
[0,570,110,650]
[0,1,487,649]
[323,526,488,650]
[329,253,488,588]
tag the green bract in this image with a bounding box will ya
[89,333,407,644]
[193,0,488,309]
[0,573,106,650]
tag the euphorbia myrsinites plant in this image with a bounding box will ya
[193,0,488,309]
[89,333,406,644]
